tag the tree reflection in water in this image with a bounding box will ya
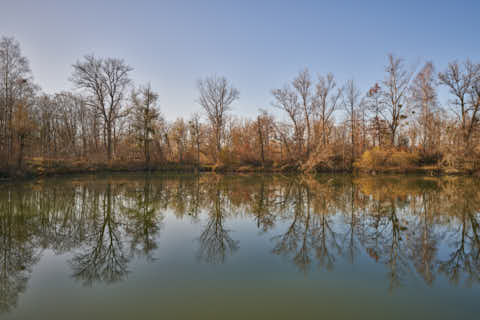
[70,184,129,285]
[197,182,239,264]
[1,174,480,313]
[0,187,40,314]
[438,180,480,285]
[122,175,163,261]
[272,177,341,273]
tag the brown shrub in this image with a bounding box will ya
[355,147,419,171]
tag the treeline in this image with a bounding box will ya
[1,35,480,175]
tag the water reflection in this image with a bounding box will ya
[69,183,130,285]
[0,187,40,313]
[1,173,480,313]
[197,183,239,264]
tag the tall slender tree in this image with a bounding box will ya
[293,69,314,155]
[411,62,438,155]
[314,73,342,147]
[0,37,33,161]
[382,54,413,146]
[131,84,160,167]
[343,79,363,166]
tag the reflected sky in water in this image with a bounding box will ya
[0,173,479,319]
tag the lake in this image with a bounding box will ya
[0,173,479,319]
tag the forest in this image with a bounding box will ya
[1,35,480,177]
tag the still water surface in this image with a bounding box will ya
[0,173,479,319]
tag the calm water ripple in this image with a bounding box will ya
[0,173,479,319]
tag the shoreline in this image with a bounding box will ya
[0,158,475,182]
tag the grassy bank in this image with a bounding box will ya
[0,154,477,182]
[0,158,212,180]
[0,157,307,180]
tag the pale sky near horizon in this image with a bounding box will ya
[1,0,479,120]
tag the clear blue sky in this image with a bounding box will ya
[1,0,479,120]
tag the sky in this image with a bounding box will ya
[1,0,479,121]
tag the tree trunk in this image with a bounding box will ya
[17,134,24,169]
[107,122,112,161]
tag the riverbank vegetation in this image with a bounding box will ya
[1,36,480,178]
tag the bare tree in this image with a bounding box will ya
[293,68,314,155]
[71,55,132,161]
[255,109,274,166]
[171,118,188,163]
[366,83,387,147]
[382,54,414,146]
[343,79,363,166]
[131,84,160,167]
[314,73,342,146]
[439,60,480,153]
[411,62,438,155]
[0,37,33,161]
[189,113,203,169]
[12,100,35,168]
[197,75,239,161]
[272,86,304,157]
